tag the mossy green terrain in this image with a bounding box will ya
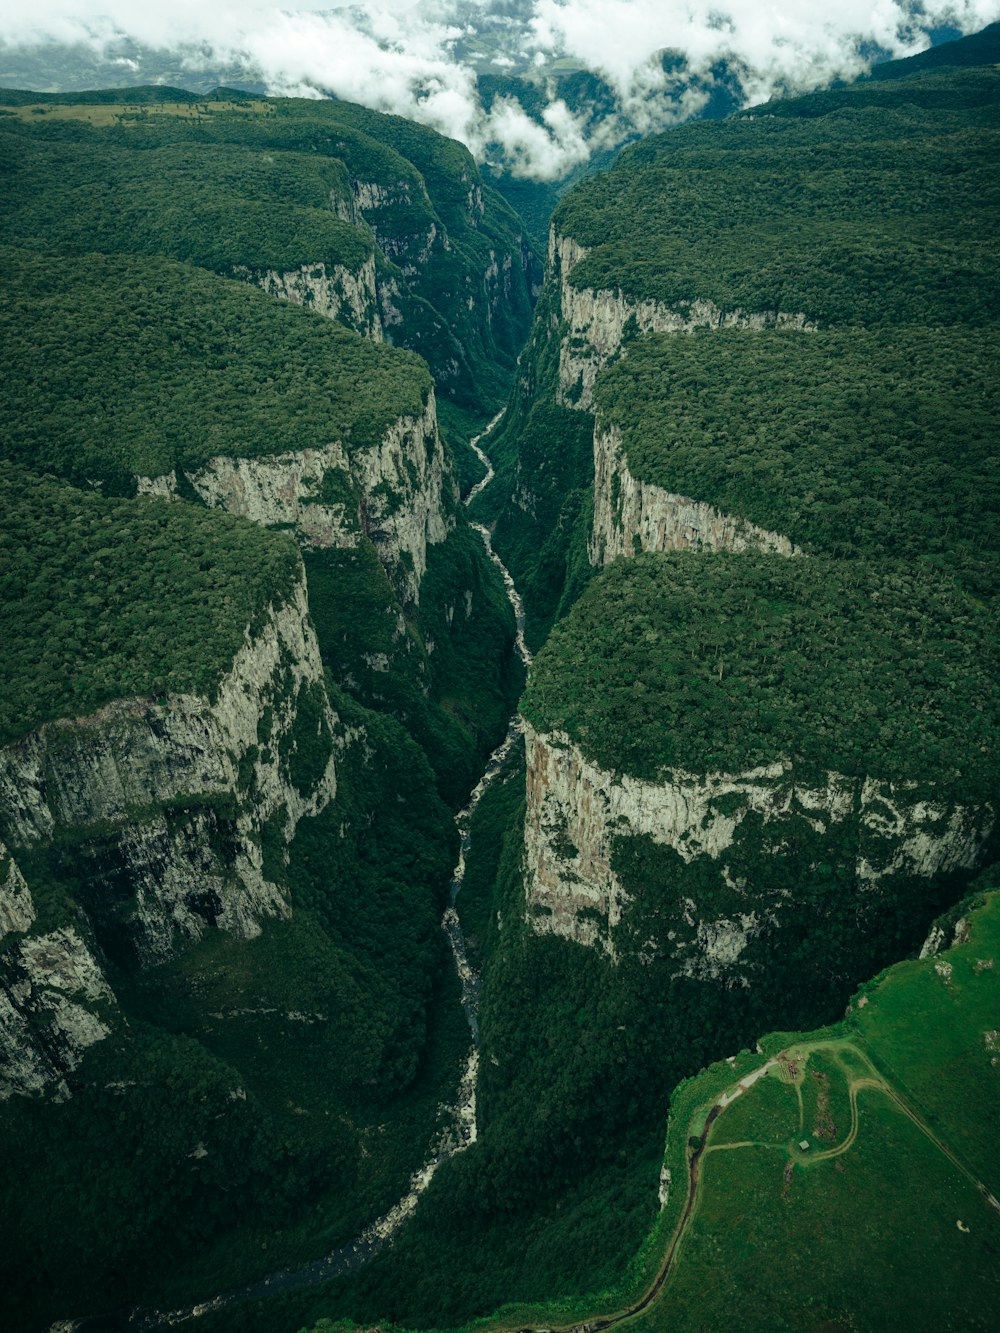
[593,325,1000,598]
[556,68,1000,326]
[0,88,540,414]
[0,464,299,744]
[484,61,1000,644]
[630,888,1000,1333]
[0,247,430,487]
[523,551,998,800]
[0,683,469,1330]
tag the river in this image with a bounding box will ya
[54,413,528,1332]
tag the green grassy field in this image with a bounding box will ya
[364,888,999,1333]
[589,888,1000,1333]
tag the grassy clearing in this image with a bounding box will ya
[709,1066,799,1146]
[649,1082,1000,1332]
[332,890,999,1333]
[2,98,272,125]
[628,891,1000,1332]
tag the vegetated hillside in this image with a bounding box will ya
[519,550,996,1001]
[0,85,541,427]
[592,326,1000,600]
[523,552,997,800]
[477,55,1000,645]
[0,247,430,487]
[555,67,1000,325]
[0,464,462,1330]
[0,85,533,1331]
[0,134,373,288]
[0,241,520,805]
[635,876,1000,1333]
[295,45,1000,1333]
[0,464,300,742]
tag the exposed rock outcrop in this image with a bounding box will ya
[353,396,453,603]
[243,257,383,341]
[590,423,800,564]
[138,443,360,550]
[1,572,337,960]
[0,840,34,937]
[1,842,113,1103]
[549,230,815,410]
[523,723,994,972]
[353,179,412,213]
[0,569,343,1097]
[352,179,440,274]
[0,924,114,1101]
[137,395,452,605]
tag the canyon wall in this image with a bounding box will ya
[549,231,814,411]
[0,571,342,1097]
[590,423,800,564]
[138,395,452,605]
[523,723,994,972]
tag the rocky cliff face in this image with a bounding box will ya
[523,723,994,971]
[590,423,800,564]
[0,909,114,1102]
[0,571,342,1097]
[245,256,383,341]
[137,395,452,605]
[549,231,814,410]
[352,178,440,275]
[352,396,453,603]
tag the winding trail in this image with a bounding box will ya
[53,411,530,1332]
[468,1040,1000,1333]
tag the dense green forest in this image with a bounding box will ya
[593,325,1000,598]
[305,522,522,809]
[0,680,469,1329]
[555,68,1000,326]
[0,89,540,415]
[0,133,373,278]
[0,246,430,487]
[524,551,998,798]
[0,465,299,744]
[2,29,999,1333]
[480,60,1000,647]
[0,246,520,804]
[348,41,1000,1333]
[0,76,528,1333]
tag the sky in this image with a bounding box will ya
[2,1,998,177]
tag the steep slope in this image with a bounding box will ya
[477,62,1000,643]
[0,469,331,1090]
[590,326,999,598]
[522,553,997,971]
[3,39,1000,1333]
[0,466,469,1326]
[629,880,1000,1333]
[0,246,520,803]
[284,53,1000,1333]
[0,94,528,1327]
[0,87,541,421]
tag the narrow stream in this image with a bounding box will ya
[56,414,527,1331]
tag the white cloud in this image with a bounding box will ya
[1,2,997,178]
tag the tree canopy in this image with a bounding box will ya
[523,552,998,801]
[593,325,1000,599]
[0,464,300,743]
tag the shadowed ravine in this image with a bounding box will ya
[53,413,529,1332]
